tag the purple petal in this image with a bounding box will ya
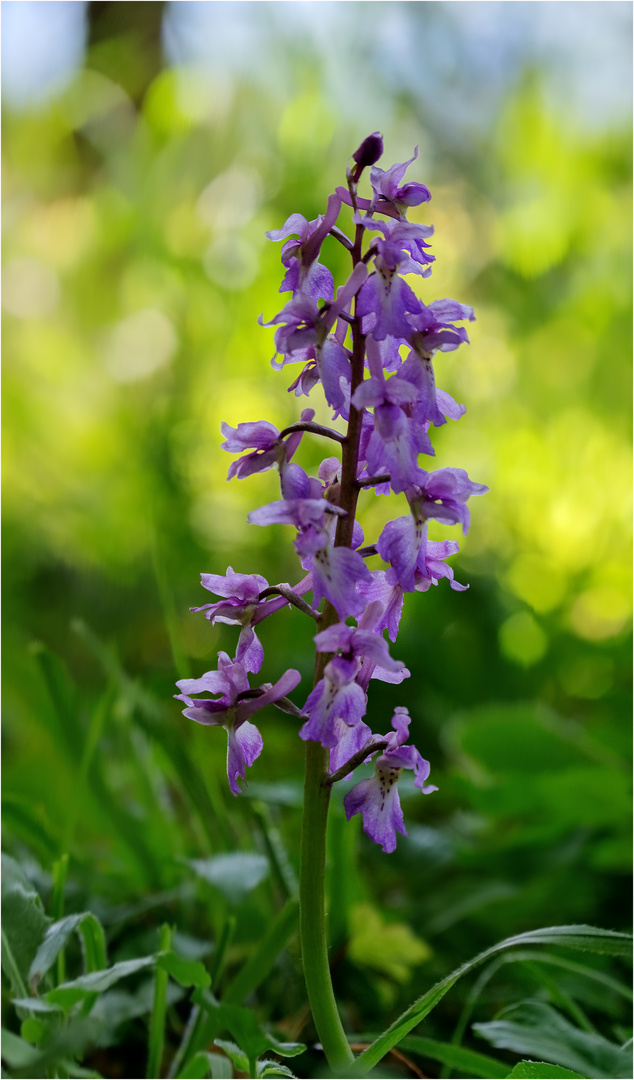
[344,776,406,853]
[311,546,372,619]
[236,667,302,723]
[266,213,309,244]
[221,420,280,452]
[235,624,264,674]
[356,572,405,642]
[317,338,351,411]
[200,567,268,602]
[377,514,422,593]
[226,721,264,795]
[180,701,227,725]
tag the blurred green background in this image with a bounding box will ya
[2,1,632,1072]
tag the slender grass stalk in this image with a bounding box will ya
[148,924,172,1079]
[51,854,69,986]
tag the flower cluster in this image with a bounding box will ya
[175,134,487,852]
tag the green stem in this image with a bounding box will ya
[297,174,370,1072]
[299,739,354,1070]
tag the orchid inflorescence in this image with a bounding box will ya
[175,133,487,854]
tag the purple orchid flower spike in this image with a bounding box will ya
[343,707,437,852]
[175,653,301,794]
[190,567,290,674]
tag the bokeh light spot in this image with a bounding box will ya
[2,256,60,319]
[499,611,548,666]
[104,309,178,383]
[568,586,632,641]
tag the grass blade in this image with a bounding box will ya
[222,898,299,1006]
[351,924,633,1074]
[147,924,172,1080]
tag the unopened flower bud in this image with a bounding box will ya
[350,132,384,182]
[353,132,384,168]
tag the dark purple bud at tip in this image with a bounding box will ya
[353,132,384,169]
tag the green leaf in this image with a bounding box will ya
[177,1051,233,1078]
[223,898,298,1006]
[157,951,211,989]
[58,1058,104,1079]
[350,925,633,1074]
[398,1035,509,1077]
[348,904,431,983]
[46,955,157,1009]
[72,620,230,851]
[197,998,305,1064]
[1,795,60,864]
[1,856,50,997]
[28,912,107,991]
[11,998,63,1014]
[189,854,269,904]
[474,1001,632,1078]
[213,1040,247,1073]
[1,1018,102,1079]
[19,1017,48,1047]
[505,1063,586,1079]
[258,1062,298,1078]
[0,1028,39,1069]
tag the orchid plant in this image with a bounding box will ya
[175,133,488,1070]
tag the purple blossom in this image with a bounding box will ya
[370,147,432,214]
[411,467,489,533]
[261,262,367,360]
[311,545,372,619]
[377,515,467,594]
[175,653,301,794]
[356,571,405,642]
[266,193,341,302]
[248,497,370,618]
[300,655,367,748]
[408,298,475,357]
[313,612,405,676]
[221,409,315,498]
[355,214,435,277]
[337,146,431,221]
[353,337,434,491]
[190,566,289,673]
[356,263,423,342]
[343,707,437,852]
[328,715,374,776]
